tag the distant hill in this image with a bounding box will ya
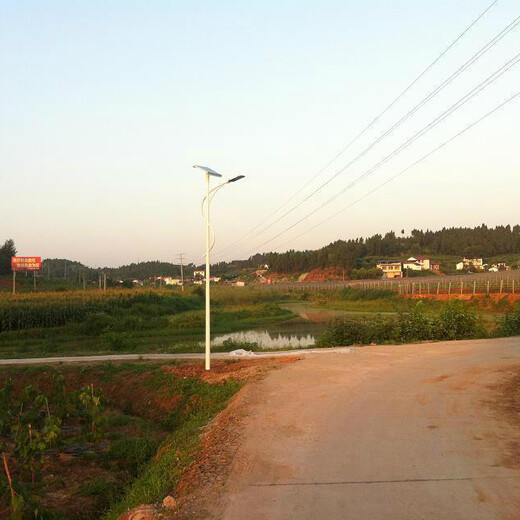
[4,224,520,284]
[230,224,520,274]
[39,259,195,283]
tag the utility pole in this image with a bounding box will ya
[178,253,185,291]
[193,165,245,370]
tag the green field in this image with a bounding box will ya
[0,286,518,360]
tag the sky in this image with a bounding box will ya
[1,0,519,267]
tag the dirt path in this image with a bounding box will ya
[197,337,520,520]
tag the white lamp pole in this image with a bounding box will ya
[193,165,245,370]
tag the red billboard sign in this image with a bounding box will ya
[11,256,42,272]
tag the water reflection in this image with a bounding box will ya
[202,305,348,350]
[206,319,329,349]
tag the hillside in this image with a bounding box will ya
[2,224,520,287]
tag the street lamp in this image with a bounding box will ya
[193,165,245,370]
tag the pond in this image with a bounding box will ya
[207,304,350,350]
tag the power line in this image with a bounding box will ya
[238,12,520,255]
[270,90,520,253]
[248,49,520,253]
[212,0,502,259]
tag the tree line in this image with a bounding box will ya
[256,224,520,273]
[3,224,520,280]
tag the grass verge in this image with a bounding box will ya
[102,376,240,519]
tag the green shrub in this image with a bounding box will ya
[257,303,284,317]
[84,312,114,335]
[168,310,205,330]
[434,301,482,340]
[101,331,129,351]
[316,301,484,347]
[107,437,159,475]
[114,314,145,331]
[316,315,394,347]
[395,304,433,342]
[498,303,520,336]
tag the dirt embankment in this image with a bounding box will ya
[299,268,346,282]
[169,357,300,519]
[405,293,520,306]
[262,267,346,284]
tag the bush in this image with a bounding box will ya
[499,303,520,336]
[316,301,484,347]
[101,331,129,351]
[316,315,395,347]
[256,303,284,317]
[434,301,482,340]
[114,314,145,331]
[395,304,434,342]
[84,312,114,336]
[168,311,205,330]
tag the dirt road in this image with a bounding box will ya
[208,337,520,520]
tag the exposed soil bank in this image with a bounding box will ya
[404,293,520,303]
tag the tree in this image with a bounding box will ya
[0,239,17,275]
[409,243,421,256]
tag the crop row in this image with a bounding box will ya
[0,290,202,332]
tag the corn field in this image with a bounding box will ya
[0,289,199,333]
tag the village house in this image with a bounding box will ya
[430,261,441,272]
[193,270,205,281]
[376,260,403,279]
[403,258,422,271]
[410,256,432,270]
[403,256,438,272]
[192,271,220,284]
[488,262,508,272]
[162,277,182,286]
[456,258,484,271]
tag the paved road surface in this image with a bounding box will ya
[0,348,352,365]
[213,337,520,520]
